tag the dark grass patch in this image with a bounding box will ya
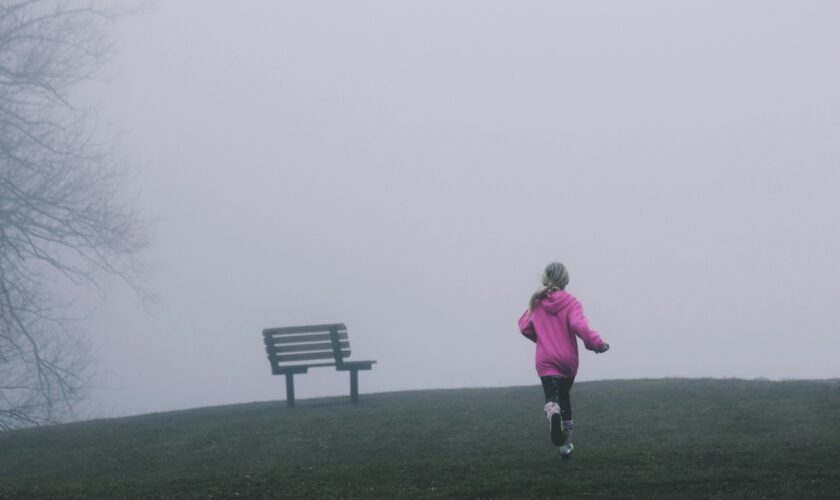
[1,379,838,498]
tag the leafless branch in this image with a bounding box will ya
[0,0,147,429]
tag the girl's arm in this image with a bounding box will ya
[569,300,606,351]
[518,310,537,343]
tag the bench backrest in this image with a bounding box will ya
[263,323,350,374]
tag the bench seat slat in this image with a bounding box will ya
[273,350,351,363]
[270,341,349,354]
[263,323,346,335]
[264,332,348,345]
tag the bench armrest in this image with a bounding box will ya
[336,361,376,371]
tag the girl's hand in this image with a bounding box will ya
[597,343,610,353]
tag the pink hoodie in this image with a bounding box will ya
[518,290,605,378]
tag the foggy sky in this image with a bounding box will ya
[81,1,839,418]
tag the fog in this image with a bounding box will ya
[81,1,839,418]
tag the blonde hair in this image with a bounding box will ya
[528,262,569,311]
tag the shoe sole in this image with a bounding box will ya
[550,413,564,446]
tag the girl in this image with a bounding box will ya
[518,262,609,459]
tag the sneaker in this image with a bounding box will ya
[543,403,565,446]
[559,419,574,459]
[560,442,574,460]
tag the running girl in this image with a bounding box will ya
[518,262,609,459]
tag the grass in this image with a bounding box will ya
[1,379,839,498]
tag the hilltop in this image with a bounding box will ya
[1,379,838,498]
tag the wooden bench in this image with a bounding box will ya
[262,323,376,407]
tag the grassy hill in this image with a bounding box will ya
[1,379,838,499]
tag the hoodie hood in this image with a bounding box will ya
[541,290,577,314]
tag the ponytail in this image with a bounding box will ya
[529,285,558,311]
[528,262,570,311]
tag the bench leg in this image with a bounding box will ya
[350,369,359,404]
[285,373,296,408]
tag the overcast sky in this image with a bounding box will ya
[79,1,839,418]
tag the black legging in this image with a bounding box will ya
[541,376,574,421]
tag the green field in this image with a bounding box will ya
[1,379,838,499]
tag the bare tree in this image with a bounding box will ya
[0,1,146,429]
